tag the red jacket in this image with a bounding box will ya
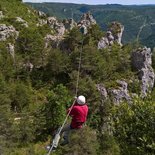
[67,102,88,129]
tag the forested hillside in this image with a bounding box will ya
[0,0,155,155]
[28,2,155,48]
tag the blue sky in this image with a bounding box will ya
[23,0,155,5]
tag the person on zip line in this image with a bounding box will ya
[46,95,88,151]
[61,95,88,145]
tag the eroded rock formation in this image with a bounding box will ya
[131,47,155,97]
[98,22,124,49]
[78,12,96,34]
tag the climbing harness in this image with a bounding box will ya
[46,31,85,155]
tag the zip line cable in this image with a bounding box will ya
[46,35,84,155]
[75,36,84,97]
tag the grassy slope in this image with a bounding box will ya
[0,0,39,27]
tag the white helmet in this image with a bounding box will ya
[77,95,86,105]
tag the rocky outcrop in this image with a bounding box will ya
[78,12,96,34]
[47,17,57,29]
[109,22,124,46]
[55,23,65,36]
[98,22,124,49]
[47,17,65,36]
[98,32,113,49]
[97,80,131,105]
[44,12,97,48]
[109,80,132,105]
[16,17,28,27]
[78,12,96,27]
[44,17,66,48]
[0,24,19,41]
[131,47,155,97]
[63,18,77,31]
[97,47,155,104]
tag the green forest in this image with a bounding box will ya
[28,2,155,48]
[0,0,155,155]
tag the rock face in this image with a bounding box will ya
[98,22,124,49]
[0,24,19,41]
[97,80,131,105]
[131,47,155,97]
[16,17,28,27]
[109,80,132,105]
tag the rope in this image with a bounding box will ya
[46,35,84,155]
[75,36,84,97]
